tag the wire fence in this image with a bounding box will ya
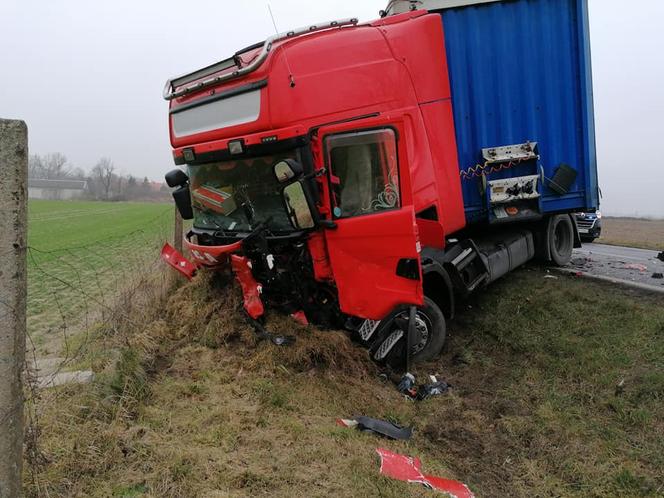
[12,202,182,494]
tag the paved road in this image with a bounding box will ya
[565,243,664,291]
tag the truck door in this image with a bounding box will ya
[319,125,423,320]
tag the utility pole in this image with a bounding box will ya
[174,207,183,253]
[0,119,28,498]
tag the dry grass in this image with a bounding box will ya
[25,267,664,497]
[598,217,664,250]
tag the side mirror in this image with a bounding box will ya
[172,185,194,219]
[165,169,193,219]
[165,168,189,188]
[273,159,303,183]
[283,181,315,229]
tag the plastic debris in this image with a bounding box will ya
[416,376,450,401]
[376,448,475,497]
[652,272,663,279]
[290,310,309,326]
[231,254,264,319]
[337,416,412,440]
[161,243,197,280]
[657,251,664,262]
[543,275,559,280]
[623,263,647,272]
[397,373,450,401]
[336,418,359,429]
[397,372,416,397]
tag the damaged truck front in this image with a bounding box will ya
[162,0,599,367]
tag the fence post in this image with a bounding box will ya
[0,119,28,498]
[174,207,183,253]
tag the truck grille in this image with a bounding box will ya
[576,219,596,230]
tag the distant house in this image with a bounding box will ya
[28,179,87,200]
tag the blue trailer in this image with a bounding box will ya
[390,0,599,225]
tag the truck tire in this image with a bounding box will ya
[549,214,574,266]
[372,297,446,367]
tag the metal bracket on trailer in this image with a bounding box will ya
[482,141,539,164]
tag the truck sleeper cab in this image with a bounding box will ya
[163,0,598,367]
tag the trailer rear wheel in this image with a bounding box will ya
[373,297,446,367]
[549,214,574,266]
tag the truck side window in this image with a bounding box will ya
[325,128,399,218]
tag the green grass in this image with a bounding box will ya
[28,200,171,254]
[27,200,173,354]
[25,268,664,497]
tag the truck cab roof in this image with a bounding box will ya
[165,11,450,150]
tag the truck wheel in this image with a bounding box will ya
[549,214,574,266]
[372,297,446,367]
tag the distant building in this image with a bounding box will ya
[28,179,87,200]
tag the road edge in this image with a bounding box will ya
[552,267,664,295]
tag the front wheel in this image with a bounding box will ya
[371,297,446,367]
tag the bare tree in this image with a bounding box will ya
[70,166,87,180]
[28,154,45,178]
[91,157,115,200]
[28,153,71,179]
[43,153,70,178]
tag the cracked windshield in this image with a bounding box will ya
[188,152,298,232]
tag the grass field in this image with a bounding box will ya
[598,217,664,251]
[26,268,664,497]
[27,200,173,355]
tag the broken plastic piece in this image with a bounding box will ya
[376,448,475,497]
[397,373,450,401]
[358,416,412,440]
[337,416,412,440]
[290,310,309,326]
[161,243,197,280]
[416,378,450,401]
[397,372,416,397]
[336,418,359,428]
[231,254,264,319]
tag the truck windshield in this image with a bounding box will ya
[188,151,297,233]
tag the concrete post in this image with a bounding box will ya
[0,119,28,498]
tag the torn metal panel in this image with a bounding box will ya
[376,448,475,497]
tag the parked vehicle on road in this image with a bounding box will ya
[575,211,602,242]
[162,0,599,367]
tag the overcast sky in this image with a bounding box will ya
[1,0,662,217]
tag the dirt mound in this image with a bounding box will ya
[135,270,374,379]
